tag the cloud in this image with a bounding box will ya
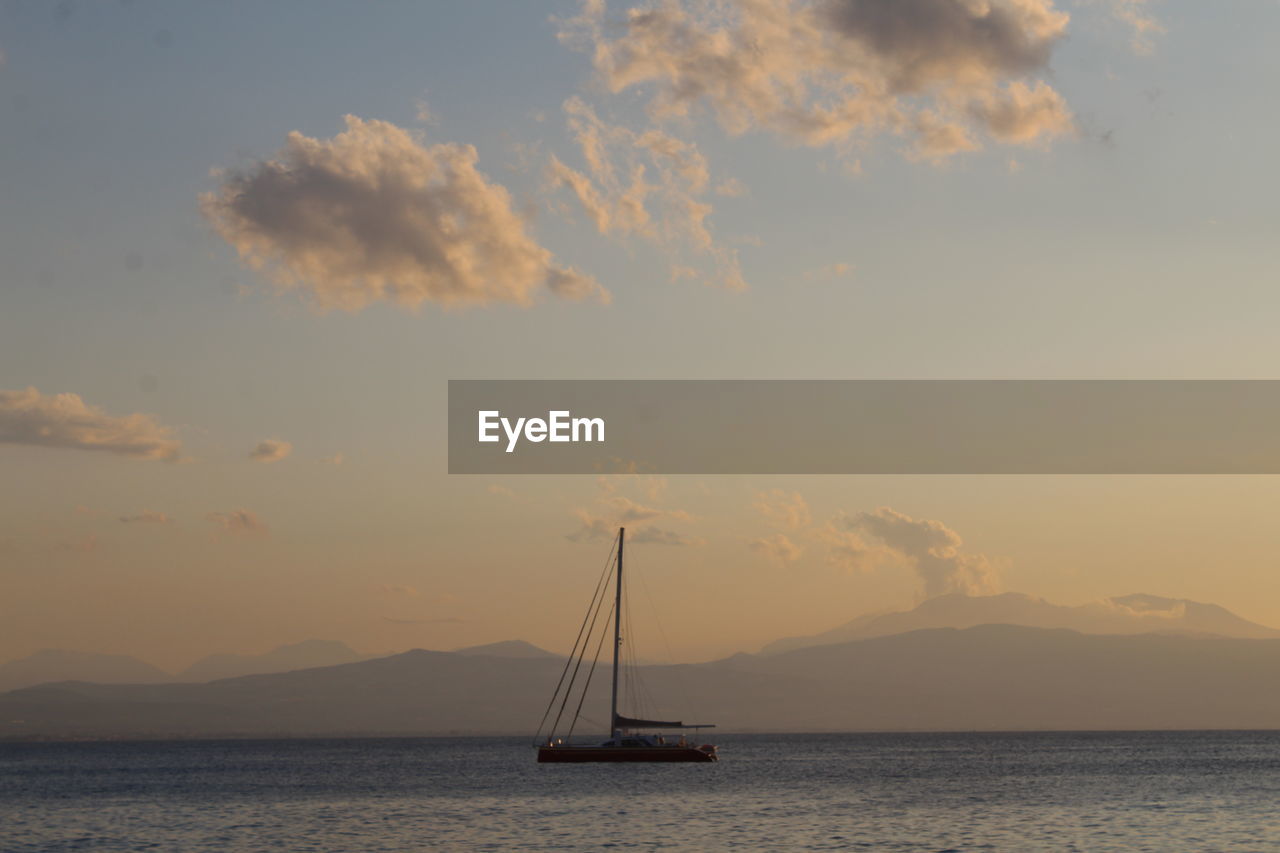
[714,177,748,197]
[753,490,812,531]
[62,534,98,554]
[249,438,293,463]
[323,452,345,465]
[606,495,693,523]
[566,509,702,546]
[206,508,268,537]
[834,506,999,598]
[568,473,697,545]
[546,98,744,289]
[802,262,854,282]
[749,533,803,564]
[629,525,706,546]
[487,484,517,498]
[1082,0,1163,54]
[119,510,172,524]
[202,115,608,311]
[0,387,181,461]
[563,0,1075,160]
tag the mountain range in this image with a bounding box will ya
[761,592,1280,654]
[5,625,1280,738]
[4,592,1280,738]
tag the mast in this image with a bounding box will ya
[610,527,624,738]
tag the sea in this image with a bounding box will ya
[2,731,1279,851]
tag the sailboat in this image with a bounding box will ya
[535,527,718,763]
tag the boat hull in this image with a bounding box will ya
[538,745,717,763]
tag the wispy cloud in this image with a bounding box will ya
[249,438,293,464]
[749,532,803,564]
[0,387,181,461]
[753,490,812,531]
[1081,0,1164,54]
[202,116,607,311]
[546,98,744,289]
[206,508,268,537]
[119,510,172,524]
[567,474,699,545]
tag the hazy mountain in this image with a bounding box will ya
[177,640,368,682]
[453,640,559,658]
[6,626,1280,738]
[0,650,171,693]
[762,592,1280,654]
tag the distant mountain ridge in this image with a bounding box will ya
[178,640,369,682]
[0,650,171,694]
[0,638,560,694]
[7,625,1280,738]
[761,592,1280,655]
[452,640,559,659]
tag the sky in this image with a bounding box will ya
[2,0,1280,672]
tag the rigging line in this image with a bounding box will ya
[623,549,652,720]
[635,548,695,721]
[534,534,618,742]
[566,598,615,740]
[627,560,655,722]
[550,558,614,737]
[624,581,635,717]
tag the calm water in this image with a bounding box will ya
[3,732,1279,851]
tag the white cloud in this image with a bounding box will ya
[202,116,607,311]
[0,387,181,461]
[249,438,293,463]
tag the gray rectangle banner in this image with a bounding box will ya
[448,380,1280,474]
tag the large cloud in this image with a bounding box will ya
[834,506,999,598]
[202,116,607,310]
[563,0,1074,160]
[0,387,181,461]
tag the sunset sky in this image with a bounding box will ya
[3,0,1280,672]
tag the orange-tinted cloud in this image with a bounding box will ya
[563,0,1074,160]
[547,98,744,289]
[206,508,268,537]
[835,506,999,598]
[202,116,607,310]
[0,387,181,461]
[119,511,172,524]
